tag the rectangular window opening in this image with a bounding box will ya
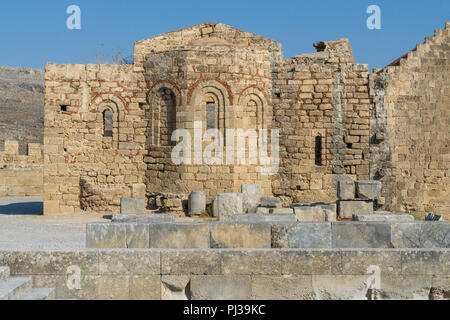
[206,102,216,130]
[315,136,323,166]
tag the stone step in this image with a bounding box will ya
[18,288,55,300]
[0,267,10,281]
[0,277,32,300]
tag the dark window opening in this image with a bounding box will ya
[206,102,216,130]
[60,105,68,112]
[346,143,353,149]
[315,136,323,166]
[103,110,113,137]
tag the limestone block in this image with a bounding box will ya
[321,204,337,222]
[338,250,402,276]
[355,180,382,200]
[190,275,252,300]
[161,250,221,275]
[251,276,314,300]
[118,142,140,150]
[391,222,450,248]
[130,275,161,300]
[27,143,42,158]
[401,250,449,275]
[280,250,341,275]
[149,223,210,248]
[272,223,332,248]
[260,197,282,208]
[125,224,149,249]
[270,208,294,214]
[256,207,271,214]
[331,222,391,248]
[234,214,296,224]
[130,184,146,198]
[120,198,145,214]
[111,214,174,223]
[4,141,19,155]
[338,180,356,200]
[188,191,206,216]
[339,200,373,219]
[353,212,414,222]
[213,193,243,222]
[98,250,160,275]
[241,184,262,213]
[210,223,271,248]
[86,223,126,248]
[312,275,370,300]
[161,276,190,300]
[220,250,282,275]
[293,206,324,222]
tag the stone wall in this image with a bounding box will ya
[369,22,450,219]
[272,39,371,205]
[43,23,373,214]
[0,249,448,300]
[43,64,148,214]
[0,140,43,197]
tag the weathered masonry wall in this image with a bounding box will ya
[0,140,43,197]
[43,23,373,214]
[44,64,148,214]
[272,39,371,205]
[0,249,448,300]
[369,22,450,220]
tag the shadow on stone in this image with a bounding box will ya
[0,201,43,215]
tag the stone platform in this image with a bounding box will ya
[86,220,450,249]
[0,248,448,300]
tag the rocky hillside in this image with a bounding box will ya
[0,66,44,153]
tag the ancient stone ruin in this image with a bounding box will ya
[0,22,448,301]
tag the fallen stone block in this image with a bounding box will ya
[331,222,391,248]
[355,180,381,200]
[270,208,294,214]
[353,212,414,222]
[86,223,126,248]
[321,203,337,222]
[210,223,271,248]
[234,214,297,224]
[260,197,282,208]
[339,200,373,219]
[111,214,174,223]
[213,193,243,221]
[294,206,324,222]
[188,191,206,216]
[338,180,355,200]
[391,222,450,248]
[272,223,331,248]
[149,223,210,248]
[256,207,271,214]
[241,184,262,213]
[120,198,145,214]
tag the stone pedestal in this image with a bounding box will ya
[188,191,206,216]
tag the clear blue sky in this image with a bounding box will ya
[0,0,448,70]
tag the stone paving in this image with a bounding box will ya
[0,197,107,250]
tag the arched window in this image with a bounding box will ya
[156,88,176,146]
[206,100,217,129]
[103,109,113,137]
